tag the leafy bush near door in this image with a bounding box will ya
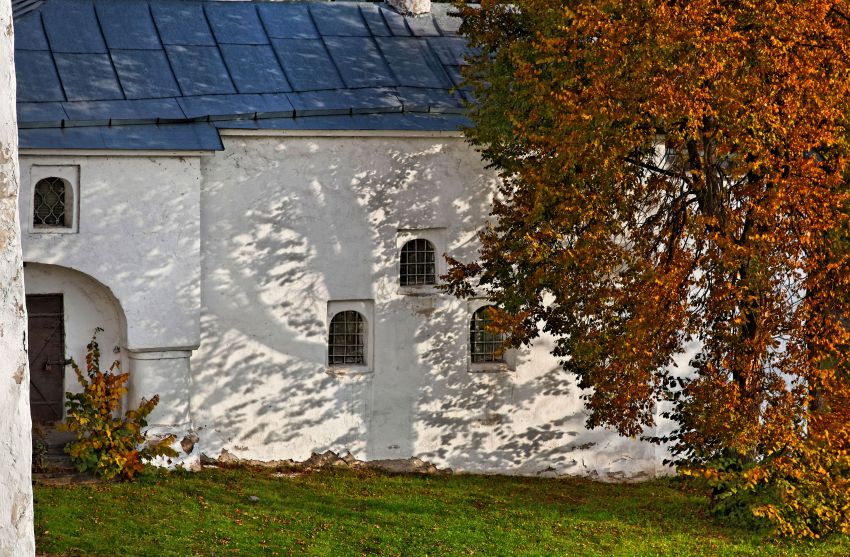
[31,424,48,473]
[61,329,177,480]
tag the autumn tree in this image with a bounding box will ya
[450,0,850,536]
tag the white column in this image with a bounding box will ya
[0,0,35,553]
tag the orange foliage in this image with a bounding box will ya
[450,0,850,536]
[61,330,177,480]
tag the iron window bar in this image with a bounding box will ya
[400,238,436,286]
[33,177,67,227]
[470,306,506,363]
[328,310,366,365]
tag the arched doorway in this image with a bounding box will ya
[24,263,127,424]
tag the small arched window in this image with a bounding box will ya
[470,306,507,363]
[33,177,70,228]
[399,239,436,286]
[328,310,366,365]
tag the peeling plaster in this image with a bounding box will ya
[11,364,23,385]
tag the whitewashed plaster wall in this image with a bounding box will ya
[18,154,203,428]
[0,2,34,551]
[18,154,201,350]
[24,263,126,404]
[193,133,660,480]
[15,138,667,479]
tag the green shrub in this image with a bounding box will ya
[61,330,177,480]
[31,423,48,472]
[682,434,850,539]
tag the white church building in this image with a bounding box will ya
[13,0,664,480]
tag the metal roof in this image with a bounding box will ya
[13,0,472,150]
[11,0,45,19]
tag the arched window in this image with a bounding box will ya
[399,238,436,286]
[470,306,506,363]
[33,177,69,227]
[328,310,366,365]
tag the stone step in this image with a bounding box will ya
[34,455,75,474]
[33,426,76,472]
[43,453,74,470]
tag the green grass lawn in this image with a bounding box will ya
[34,467,850,556]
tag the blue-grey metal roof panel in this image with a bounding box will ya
[324,36,396,88]
[14,0,473,148]
[12,0,46,19]
[53,53,124,101]
[380,6,411,36]
[431,4,462,36]
[270,38,343,91]
[309,3,370,37]
[13,12,49,50]
[205,3,269,45]
[220,44,291,93]
[112,50,182,99]
[166,45,236,96]
[377,37,449,88]
[400,111,470,130]
[216,111,468,131]
[256,3,319,39]
[20,126,108,149]
[151,2,216,46]
[287,87,401,116]
[177,94,275,120]
[41,0,107,53]
[101,123,223,150]
[257,93,295,118]
[17,102,67,127]
[444,64,468,89]
[62,99,185,124]
[405,13,441,37]
[394,87,464,112]
[427,37,471,66]
[95,0,162,50]
[15,50,65,102]
[358,4,391,37]
[20,123,222,150]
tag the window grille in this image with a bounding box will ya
[33,177,67,227]
[400,239,436,286]
[328,310,366,365]
[470,306,506,363]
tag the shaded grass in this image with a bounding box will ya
[34,467,850,556]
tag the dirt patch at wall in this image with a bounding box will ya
[200,449,451,476]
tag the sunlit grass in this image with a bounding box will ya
[34,467,850,556]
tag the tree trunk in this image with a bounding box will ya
[0,1,34,555]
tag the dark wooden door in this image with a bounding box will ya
[26,294,65,424]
